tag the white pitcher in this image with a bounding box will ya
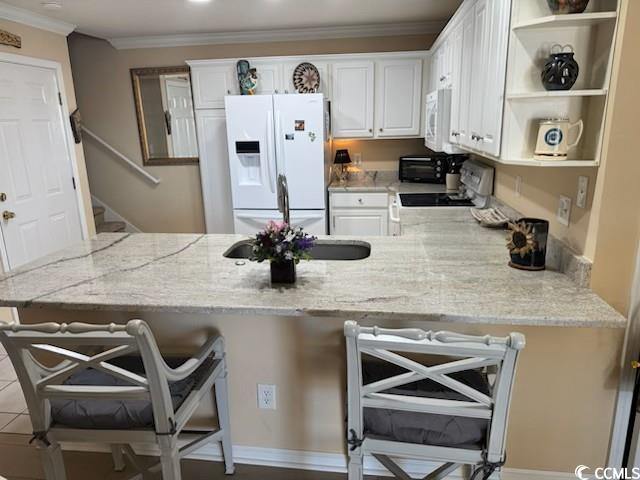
[534,118,584,160]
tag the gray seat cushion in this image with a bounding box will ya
[362,360,490,449]
[50,356,215,430]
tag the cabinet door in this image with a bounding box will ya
[251,61,284,95]
[448,22,464,144]
[195,109,233,233]
[191,64,237,109]
[331,209,388,236]
[479,0,511,157]
[283,61,330,96]
[375,59,422,137]
[331,61,374,138]
[458,5,476,148]
[468,0,490,148]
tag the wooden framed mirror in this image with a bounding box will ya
[131,66,199,165]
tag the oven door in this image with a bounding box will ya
[400,158,445,183]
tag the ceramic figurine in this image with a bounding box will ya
[236,60,258,95]
[541,44,579,91]
[546,0,590,14]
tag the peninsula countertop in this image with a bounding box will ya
[0,218,626,328]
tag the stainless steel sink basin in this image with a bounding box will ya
[223,239,371,261]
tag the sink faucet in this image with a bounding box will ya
[277,174,290,225]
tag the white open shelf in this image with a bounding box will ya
[513,11,617,31]
[493,158,599,167]
[506,89,607,100]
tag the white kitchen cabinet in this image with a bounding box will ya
[374,59,422,137]
[251,61,284,95]
[329,191,389,236]
[331,209,388,236]
[195,109,234,233]
[448,21,464,145]
[283,61,331,95]
[191,63,237,109]
[457,5,476,149]
[331,61,375,138]
[468,0,490,150]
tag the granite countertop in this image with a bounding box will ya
[328,171,447,194]
[0,217,626,328]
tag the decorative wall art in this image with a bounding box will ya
[292,62,320,93]
[0,29,21,48]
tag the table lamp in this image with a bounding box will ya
[334,149,352,182]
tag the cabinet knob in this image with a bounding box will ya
[0,193,6,202]
[275,89,279,93]
[358,198,363,204]
[379,128,383,132]
[226,90,231,94]
[368,129,373,133]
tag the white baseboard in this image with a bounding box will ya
[61,441,572,479]
[91,195,142,233]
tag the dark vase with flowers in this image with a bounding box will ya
[270,260,296,284]
[250,220,316,285]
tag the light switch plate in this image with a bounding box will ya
[515,176,523,197]
[576,176,588,209]
[557,195,572,226]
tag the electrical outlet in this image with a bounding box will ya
[557,195,572,226]
[257,384,276,410]
[353,152,362,167]
[515,175,523,197]
[576,176,588,209]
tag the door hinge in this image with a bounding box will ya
[71,177,76,190]
[58,92,63,106]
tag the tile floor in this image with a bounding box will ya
[0,345,32,437]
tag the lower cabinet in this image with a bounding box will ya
[329,192,389,236]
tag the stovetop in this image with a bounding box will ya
[399,192,475,207]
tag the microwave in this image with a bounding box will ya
[399,155,447,183]
[425,89,451,152]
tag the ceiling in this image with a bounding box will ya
[2,0,461,43]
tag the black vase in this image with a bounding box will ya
[508,218,549,271]
[541,48,579,91]
[270,260,296,284]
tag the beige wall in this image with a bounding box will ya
[67,33,436,233]
[0,19,96,321]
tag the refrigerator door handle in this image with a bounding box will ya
[275,110,285,174]
[265,111,276,193]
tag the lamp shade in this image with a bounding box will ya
[334,149,352,165]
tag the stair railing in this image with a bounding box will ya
[81,127,161,186]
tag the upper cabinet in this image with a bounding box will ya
[374,59,422,137]
[191,63,238,109]
[331,61,375,138]
[250,61,284,95]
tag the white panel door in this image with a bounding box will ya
[458,3,477,149]
[375,59,422,137]
[234,209,326,235]
[225,95,278,209]
[468,0,490,148]
[195,109,233,233]
[479,0,511,157]
[0,61,82,270]
[273,94,326,209]
[191,64,237,109]
[330,209,388,236]
[331,61,374,138]
[165,78,198,157]
[252,62,284,95]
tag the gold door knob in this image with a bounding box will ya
[632,360,640,369]
[2,211,15,220]
[0,193,6,202]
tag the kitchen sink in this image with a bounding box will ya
[223,239,371,261]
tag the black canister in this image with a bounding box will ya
[506,218,549,271]
[541,44,579,91]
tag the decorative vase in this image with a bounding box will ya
[236,59,258,95]
[506,218,549,271]
[546,0,590,14]
[270,260,296,284]
[541,45,579,91]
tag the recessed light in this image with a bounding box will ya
[41,1,62,9]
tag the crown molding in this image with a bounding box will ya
[108,20,445,50]
[0,1,75,36]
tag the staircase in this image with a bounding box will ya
[93,205,126,233]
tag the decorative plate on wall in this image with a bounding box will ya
[293,62,320,93]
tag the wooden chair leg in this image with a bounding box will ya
[39,441,67,480]
[110,444,126,472]
[215,365,235,475]
[159,437,181,480]
[347,451,364,480]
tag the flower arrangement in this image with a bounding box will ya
[251,221,316,264]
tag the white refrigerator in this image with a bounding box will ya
[225,94,331,235]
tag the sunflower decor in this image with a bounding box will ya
[506,221,537,258]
